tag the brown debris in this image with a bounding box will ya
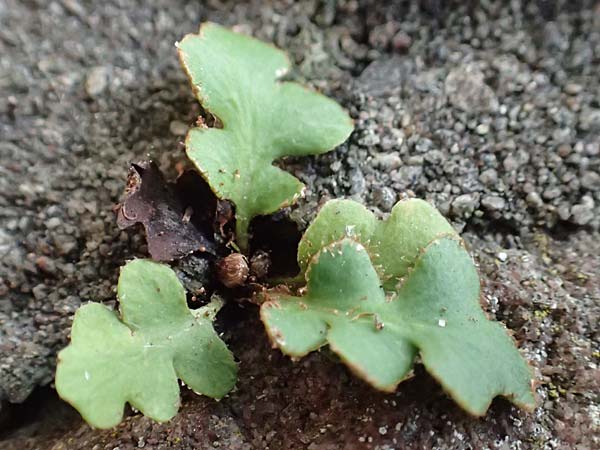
[215,199,235,238]
[116,161,218,261]
[216,253,249,288]
[249,250,271,281]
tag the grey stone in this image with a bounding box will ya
[372,152,401,170]
[503,156,519,172]
[372,187,397,211]
[481,195,506,211]
[452,193,479,218]
[169,120,188,136]
[445,64,499,113]
[579,108,600,131]
[475,123,490,135]
[585,143,599,157]
[570,204,594,225]
[349,168,366,195]
[564,83,583,95]
[395,165,423,184]
[479,169,498,186]
[558,204,572,221]
[581,171,600,191]
[85,66,109,97]
[526,192,544,208]
[45,217,61,229]
[543,187,562,200]
[357,56,414,97]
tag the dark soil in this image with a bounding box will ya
[1,0,598,449]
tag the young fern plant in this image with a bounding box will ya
[55,23,534,429]
[55,23,353,429]
[178,22,354,250]
[55,260,236,428]
[260,199,536,416]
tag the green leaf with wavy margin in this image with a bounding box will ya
[297,198,457,290]
[55,259,237,428]
[178,23,353,249]
[261,201,535,416]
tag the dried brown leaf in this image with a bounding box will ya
[117,161,218,261]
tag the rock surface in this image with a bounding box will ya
[0,0,598,449]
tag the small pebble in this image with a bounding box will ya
[479,169,498,186]
[581,171,600,191]
[526,192,544,208]
[372,187,397,211]
[45,217,61,229]
[481,195,506,211]
[452,194,479,218]
[330,161,342,172]
[445,64,498,112]
[570,205,593,225]
[169,120,188,136]
[85,66,108,97]
[564,83,582,95]
[475,123,490,135]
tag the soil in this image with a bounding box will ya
[1,0,599,449]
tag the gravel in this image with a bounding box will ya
[0,0,598,449]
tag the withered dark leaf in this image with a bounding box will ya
[117,161,218,261]
[215,200,234,237]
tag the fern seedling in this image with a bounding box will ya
[178,23,353,250]
[55,259,237,428]
[56,23,536,430]
[260,199,536,415]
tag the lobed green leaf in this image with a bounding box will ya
[298,198,457,289]
[261,200,535,415]
[55,259,237,428]
[178,23,354,249]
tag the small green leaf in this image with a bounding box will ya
[298,198,457,289]
[261,206,535,415]
[178,23,353,249]
[55,259,237,429]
